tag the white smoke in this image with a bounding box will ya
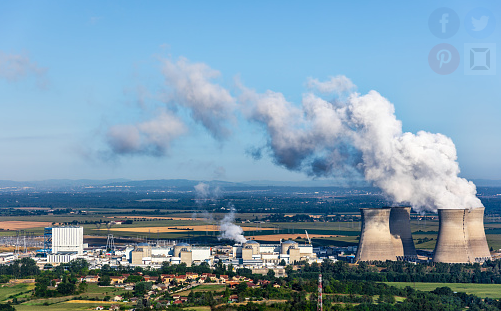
[219,203,247,244]
[0,51,47,87]
[100,53,482,213]
[161,57,236,140]
[194,182,221,202]
[242,77,482,213]
[106,110,187,156]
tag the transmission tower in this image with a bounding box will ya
[317,274,323,311]
[106,222,115,253]
[14,231,20,255]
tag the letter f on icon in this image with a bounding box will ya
[440,13,449,33]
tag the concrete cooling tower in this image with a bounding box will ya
[433,208,491,263]
[466,207,491,261]
[389,207,417,260]
[356,207,417,262]
[355,208,396,262]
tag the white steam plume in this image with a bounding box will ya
[161,57,236,140]
[0,51,47,87]
[242,77,482,213]
[219,203,247,244]
[106,110,186,156]
[104,56,235,157]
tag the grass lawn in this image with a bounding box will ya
[0,284,35,302]
[385,282,501,299]
[16,301,126,311]
[183,307,212,311]
[177,284,226,296]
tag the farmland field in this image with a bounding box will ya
[385,282,501,299]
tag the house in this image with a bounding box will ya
[161,274,176,283]
[180,296,188,302]
[143,276,158,282]
[113,295,123,302]
[84,275,99,283]
[229,295,239,302]
[219,275,229,283]
[175,275,187,283]
[173,300,183,305]
[186,272,199,279]
[109,305,120,311]
[172,295,180,300]
[152,284,168,291]
[246,282,257,288]
[110,276,125,284]
[95,307,104,311]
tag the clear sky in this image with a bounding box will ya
[0,1,500,182]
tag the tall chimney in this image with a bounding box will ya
[355,208,396,262]
[389,207,417,260]
[433,209,471,263]
[466,207,491,262]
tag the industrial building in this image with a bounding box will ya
[50,226,84,255]
[231,239,317,266]
[355,207,417,262]
[126,242,211,267]
[433,207,491,263]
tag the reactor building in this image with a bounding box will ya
[355,207,417,262]
[51,226,84,255]
[433,207,491,263]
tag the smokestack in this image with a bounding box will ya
[466,207,491,262]
[355,208,396,262]
[389,207,417,260]
[433,209,471,263]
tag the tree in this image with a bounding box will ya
[78,281,88,293]
[267,269,276,280]
[98,275,111,286]
[279,259,287,266]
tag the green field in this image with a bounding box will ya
[177,284,226,296]
[385,282,501,299]
[15,302,120,311]
[0,284,35,302]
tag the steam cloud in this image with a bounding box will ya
[219,203,247,244]
[161,57,236,140]
[103,54,482,213]
[0,51,47,87]
[193,183,246,243]
[106,110,186,156]
[242,77,482,213]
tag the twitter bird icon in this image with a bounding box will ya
[472,16,489,31]
[465,8,496,38]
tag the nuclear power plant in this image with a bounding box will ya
[355,206,491,264]
[433,207,491,263]
[355,207,416,262]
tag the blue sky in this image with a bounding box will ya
[0,1,500,182]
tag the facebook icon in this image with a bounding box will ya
[429,8,460,39]
[440,13,449,33]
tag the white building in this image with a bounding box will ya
[51,226,84,255]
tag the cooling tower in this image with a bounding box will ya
[355,208,396,262]
[433,209,471,263]
[389,207,417,259]
[466,207,491,262]
[433,208,491,263]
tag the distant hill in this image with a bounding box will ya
[472,179,501,187]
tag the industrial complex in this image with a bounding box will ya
[0,206,494,269]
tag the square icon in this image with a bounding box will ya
[464,43,496,75]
